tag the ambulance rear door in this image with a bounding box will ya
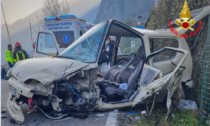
[33,31,60,58]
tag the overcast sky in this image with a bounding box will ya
[1,0,99,25]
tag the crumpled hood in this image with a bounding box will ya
[11,57,89,85]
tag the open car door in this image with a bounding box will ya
[132,47,188,121]
[33,31,60,58]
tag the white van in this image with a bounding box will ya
[33,15,94,58]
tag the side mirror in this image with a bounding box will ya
[47,52,57,57]
[6,68,12,80]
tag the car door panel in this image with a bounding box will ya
[132,47,188,121]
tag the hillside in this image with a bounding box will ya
[1,0,100,64]
[94,0,156,24]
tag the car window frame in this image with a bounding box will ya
[97,20,146,66]
[117,36,143,56]
[149,37,179,62]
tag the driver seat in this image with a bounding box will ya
[103,46,145,83]
[96,46,145,101]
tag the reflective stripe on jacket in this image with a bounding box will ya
[5,49,14,64]
[13,48,29,63]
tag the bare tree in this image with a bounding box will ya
[42,0,70,17]
[60,0,71,15]
[38,0,71,28]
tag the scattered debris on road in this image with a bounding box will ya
[127,111,137,114]
[141,110,146,115]
[177,100,198,110]
[1,108,7,119]
[113,109,118,113]
[10,119,16,124]
[117,112,133,126]
[134,116,141,120]
[1,108,6,113]
[1,116,7,119]
[96,114,105,117]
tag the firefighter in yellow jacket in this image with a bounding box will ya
[5,44,14,68]
[13,42,29,63]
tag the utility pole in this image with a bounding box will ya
[1,3,12,44]
[37,16,40,31]
[29,23,33,44]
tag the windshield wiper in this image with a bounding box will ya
[54,55,74,59]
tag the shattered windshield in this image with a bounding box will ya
[59,22,108,63]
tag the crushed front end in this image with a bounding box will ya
[7,77,35,124]
[7,66,101,124]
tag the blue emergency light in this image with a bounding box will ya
[44,16,56,20]
[44,15,77,21]
[135,26,145,29]
[60,15,77,18]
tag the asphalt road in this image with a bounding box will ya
[1,80,112,126]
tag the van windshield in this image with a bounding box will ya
[59,22,108,63]
[53,31,75,52]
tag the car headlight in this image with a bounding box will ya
[6,68,12,80]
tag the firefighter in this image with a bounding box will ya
[13,42,29,63]
[5,44,14,68]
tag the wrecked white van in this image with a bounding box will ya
[6,19,192,124]
[7,5,210,124]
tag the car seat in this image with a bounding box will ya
[97,46,145,101]
[103,46,145,82]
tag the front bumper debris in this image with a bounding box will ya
[7,93,24,124]
[7,77,35,124]
[8,77,34,98]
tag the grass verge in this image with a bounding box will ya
[134,105,198,126]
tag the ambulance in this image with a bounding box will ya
[33,15,94,58]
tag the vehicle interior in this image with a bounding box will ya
[96,21,158,103]
[97,21,185,103]
[149,38,184,76]
[98,21,146,74]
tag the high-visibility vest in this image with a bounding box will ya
[5,49,14,64]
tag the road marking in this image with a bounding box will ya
[105,111,118,126]
[55,117,73,121]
